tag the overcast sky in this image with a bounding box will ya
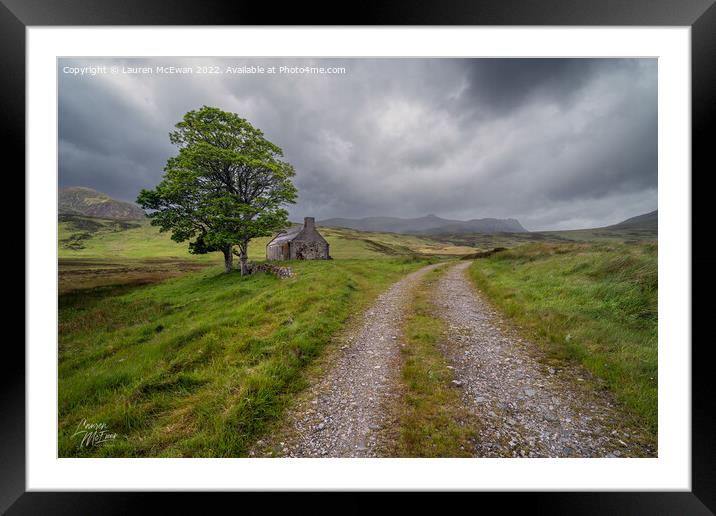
[58,57,657,231]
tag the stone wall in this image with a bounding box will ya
[245,262,293,278]
[291,240,330,260]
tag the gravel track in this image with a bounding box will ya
[434,262,655,458]
[267,263,442,457]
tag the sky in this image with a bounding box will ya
[58,57,657,231]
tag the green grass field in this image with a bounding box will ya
[58,215,475,293]
[468,241,657,436]
[59,257,430,457]
[59,215,221,261]
[59,215,476,262]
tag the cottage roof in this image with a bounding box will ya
[267,217,329,249]
[267,226,302,246]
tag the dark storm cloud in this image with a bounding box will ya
[58,57,657,230]
[457,59,606,116]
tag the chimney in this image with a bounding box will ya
[304,217,315,229]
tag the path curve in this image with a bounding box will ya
[434,261,655,458]
[271,263,442,457]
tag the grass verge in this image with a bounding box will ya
[468,241,657,437]
[58,257,428,457]
[390,264,477,457]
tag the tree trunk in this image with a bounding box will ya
[239,240,249,276]
[223,245,233,273]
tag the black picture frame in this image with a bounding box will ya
[6,0,714,513]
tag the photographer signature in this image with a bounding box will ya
[71,418,118,448]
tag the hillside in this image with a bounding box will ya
[57,214,474,293]
[58,215,474,261]
[426,210,658,249]
[59,186,146,220]
[608,210,657,229]
[58,208,658,294]
[319,214,527,234]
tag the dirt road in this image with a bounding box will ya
[260,260,654,458]
[265,263,442,457]
[434,261,655,457]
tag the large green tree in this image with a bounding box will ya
[137,106,297,274]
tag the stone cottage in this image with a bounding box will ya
[266,217,331,260]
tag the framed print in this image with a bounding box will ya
[6,0,715,512]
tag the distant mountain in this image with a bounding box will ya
[59,187,146,220]
[608,210,657,229]
[318,214,527,234]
